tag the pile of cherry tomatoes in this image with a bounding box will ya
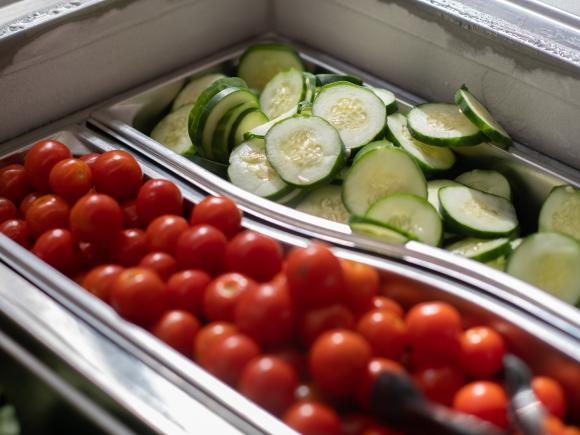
[0,139,577,435]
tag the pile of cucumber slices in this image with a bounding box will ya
[149,42,580,305]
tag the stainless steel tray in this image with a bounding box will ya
[90,37,580,332]
[1,125,579,430]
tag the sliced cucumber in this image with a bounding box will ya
[407,103,485,147]
[427,179,461,215]
[455,85,512,147]
[230,110,269,150]
[486,255,506,271]
[276,188,308,205]
[238,43,304,91]
[303,73,317,103]
[386,113,455,173]
[150,104,196,157]
[172,73,225,111]
[296,184,349,224]
[315,74,363,87]
[349,216,409,244]
[265,115,345,188]
[455,169,511,200]
[366,193,442,246]
[312,82,386,150]
[538,185,580,242]
[370,87,398,115]
[510,238,523,250]
[212,102,256,163]
[439,185,518,238]
[245,106,298,140]
[352,140,394,165]
[260,69,306,119]
[446,237,511,262]
[343,147,427,215]
[507,232,580,304]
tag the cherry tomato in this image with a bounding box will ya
[70,193,123,243]
[372,296,404,318]
[165,269,211,316]
[0,219,29,247]
[175,225,227,275]
[108,228,148,266]
[91,150,142,200]
[82,264,124,302]
[194,321,238,364]
[78,241,109,269]
[532,376,567,419]
[203,272,255,322]
[286,244,344,309]
[0,164,31,203]
[146,214,188,254]
[19,192,40,216]
[459,326,506,379]
[356,358,405,410]
[110,267,167,325]
[48,158,93,199]
[341,413,372,435]
[79,153,100,169]
[452,381,508,429]
[294,383,328,403]
[299,304,354,347]
[357,309,407,360]
[309,329,371,398]
[121,199,141,228]
[139,251,177,281]
[190,195,242,239]
[413,364,465,406]
[201,333,260,386]
[235,282,295,348]
[340,259,379,314]
[544,416,566,435]
[152,310,200,357]
[31,228,78,275]
[0,197,18,223]
[25,194,70,238]
[136,179,182,225]
[283,401,341,435]
[272,347,308,381]
[24,140,71,192]
[225,230,283,282]
[380,278,426,309]
[239,356,299,416]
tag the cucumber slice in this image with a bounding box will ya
[455,169,511,200]
[296,184,350,224]
[172,73,225,111]
[260,69,306,119]
[303,73,317,103]
[538,185,580,242]
[352,140,394,165]
[407,103,485,147]
[486,255,506,271]
[427,179,461,215]
[446,237,511,262]
[386,113,455,173]
[238,43,304,91]
[343,147,427,215]
[245,106,298,140]
[230,109,268,150]
[510,238,523,250]
[228,138,291,199]
[439,185,518,238]
[366,193,442,246]
[349,216,409,244]
[312,82,386,150]
[150,104,196,157]
[370,87,398,115]
[277,188,308,205]
[455,85,512,147]
[265,115,345,188]
[507,232,580,304]
[212,102,256,163]
[315,74,363,87]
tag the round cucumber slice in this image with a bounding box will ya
[455,169,511,200]
[172,73,225,111]
[315,74,363,87]
[370,87,398,115]
[296,184,350,224]
[507,232,580,304]
[352,140,395,165]
[455,85,512,147]
[276,188,308,205]
[446,237,511,262]
[407,103,485,147]
[150,103,196,157]
[245,106,298,141]
[427,179,461,215]
[213,103,256,163]
[260,69,306,119]
[348,216,409,244]
[538,185,580,242]
[230,109,269,150]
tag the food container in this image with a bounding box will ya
[0,125,578,433]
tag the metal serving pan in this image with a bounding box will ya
[1,125,579,432]
[90,37,580,333]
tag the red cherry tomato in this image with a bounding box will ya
[175,225,227,275]
[340,259,379,314]
[152,310,200,357]
[0,164,32,203]
[91,150,142,200]
[70,193,123,243]
[224,230,283,282]
[146,214,188,254]
[452,381,508,429]
[165,269,211,316]
[201,333,260,386]
[25,194,70,238]
[459,326,506,379]
[19,192,40,216]
[79,153,99,169]
[110,267,167,325]
[24,140,71,192]
[203,272,256,322]
[283,401,341,435]
[78,241,109,269]
[31,228,78,275]
[532,376,567,419]
[48,158,93,199]
[0,197,18,223]
[372,296,404,318]
[235,282,295,348]
[413,364,465,406]
[194,321,238,365]
[286,244,344,309]
[239,356,299,416]
[190,195,242,239]
[108,228,148,266]
[0,219,29,247]
[357,309,407,359]
[82,264,124,302]
[136,179,182,225]
[299,304,354,347]
[139,251,177,281]
[272,347,308,381]
[309,329,371,398]
[356,358,405,410]
[121,199,141,228]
